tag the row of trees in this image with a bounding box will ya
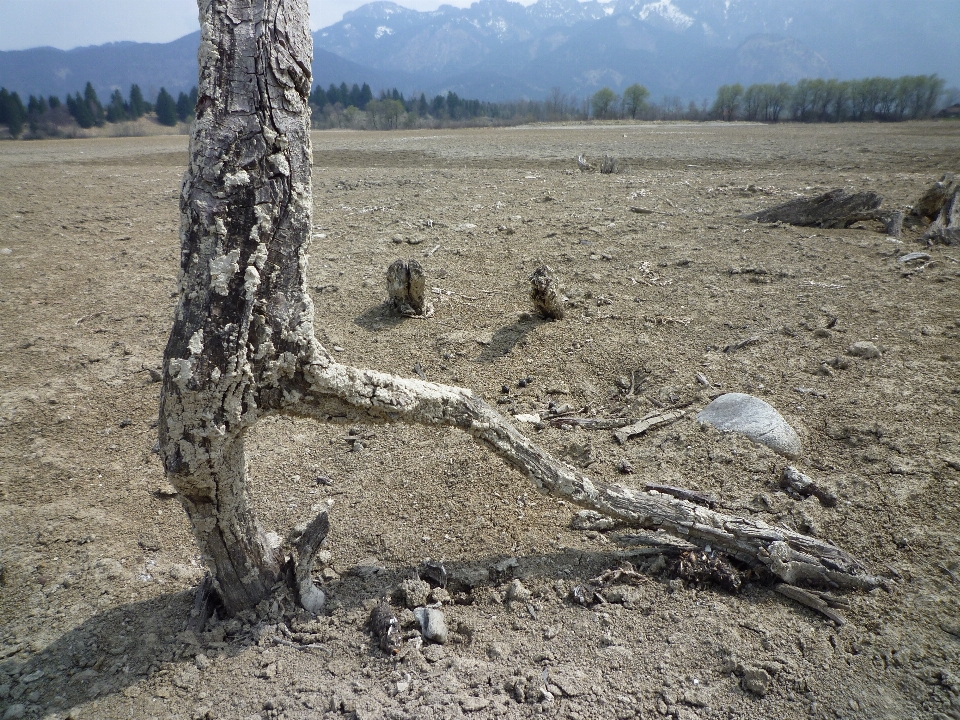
[0,83,199,138]
[712,74,947,123]
[3,75,955,138]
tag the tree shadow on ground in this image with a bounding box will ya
[353,303,405,332]
[5,544,767,716]
[477,316,546,363]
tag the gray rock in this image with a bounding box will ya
[506,579,532,602]
[697,393,802,459]
[3,704,26,720]
[898,251,931,264]
[847,341,881,359]
[399,579,432,609]
[414,607,448,644]
[741,666,773,696]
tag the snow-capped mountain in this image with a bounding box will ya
[311,0,958,100]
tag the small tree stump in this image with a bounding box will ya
[599,155,619,174]
[529,264,565,320]
[387,259,429,316]
[912,173,960,245]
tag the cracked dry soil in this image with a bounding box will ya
[1,121,959,720]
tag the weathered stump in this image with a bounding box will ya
[744,189,884,229]
[386,258,429,315]
[912,173,960,245]
[529,264,566,320]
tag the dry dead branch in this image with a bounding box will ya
[159,0,884,617]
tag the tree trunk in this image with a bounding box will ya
[159,0,318,614]
[161,0,881,617]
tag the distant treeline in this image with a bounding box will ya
[1,73,955,138]
[309,82,522,129]
[308,75,954,130]
[711,75,948,122]
[0,83,198,138]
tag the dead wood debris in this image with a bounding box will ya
[671,548,745,592]
[774,584,849,625]
[293,510,330,614]
[614,409,686,445]
[781,466,838,507]
[909,172,960,245]
[644,483,718,509]
[599,155,619,174]
[590,561,646,586]
[387,258,434,317]
[743,189,896,232]
[369,602,402,655]
[723,336,761,353]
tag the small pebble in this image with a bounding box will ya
[847,341,881,359]
[506,579,532,602]
[414,607,448,644]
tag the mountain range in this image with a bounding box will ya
[1,0,957,104]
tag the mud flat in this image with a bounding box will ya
[1,121,958,719]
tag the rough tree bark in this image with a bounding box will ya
[161,0,881,616]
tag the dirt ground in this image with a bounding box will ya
[1,121,959,720]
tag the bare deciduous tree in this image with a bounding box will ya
[161,0,882,617]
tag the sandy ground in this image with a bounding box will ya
[0,121,959,720]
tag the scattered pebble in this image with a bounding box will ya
[697,393,802,459]
[741,666,773,696]
[399,578,432,609]
[847,341,881,359]
[413,607,448,644]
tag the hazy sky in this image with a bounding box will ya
[0,0,541,51]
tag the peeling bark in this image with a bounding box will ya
[161,0,880,616]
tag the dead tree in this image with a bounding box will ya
[160,0,882,616]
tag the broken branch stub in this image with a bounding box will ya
[160,0,880,617]
[529,264,566,320]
